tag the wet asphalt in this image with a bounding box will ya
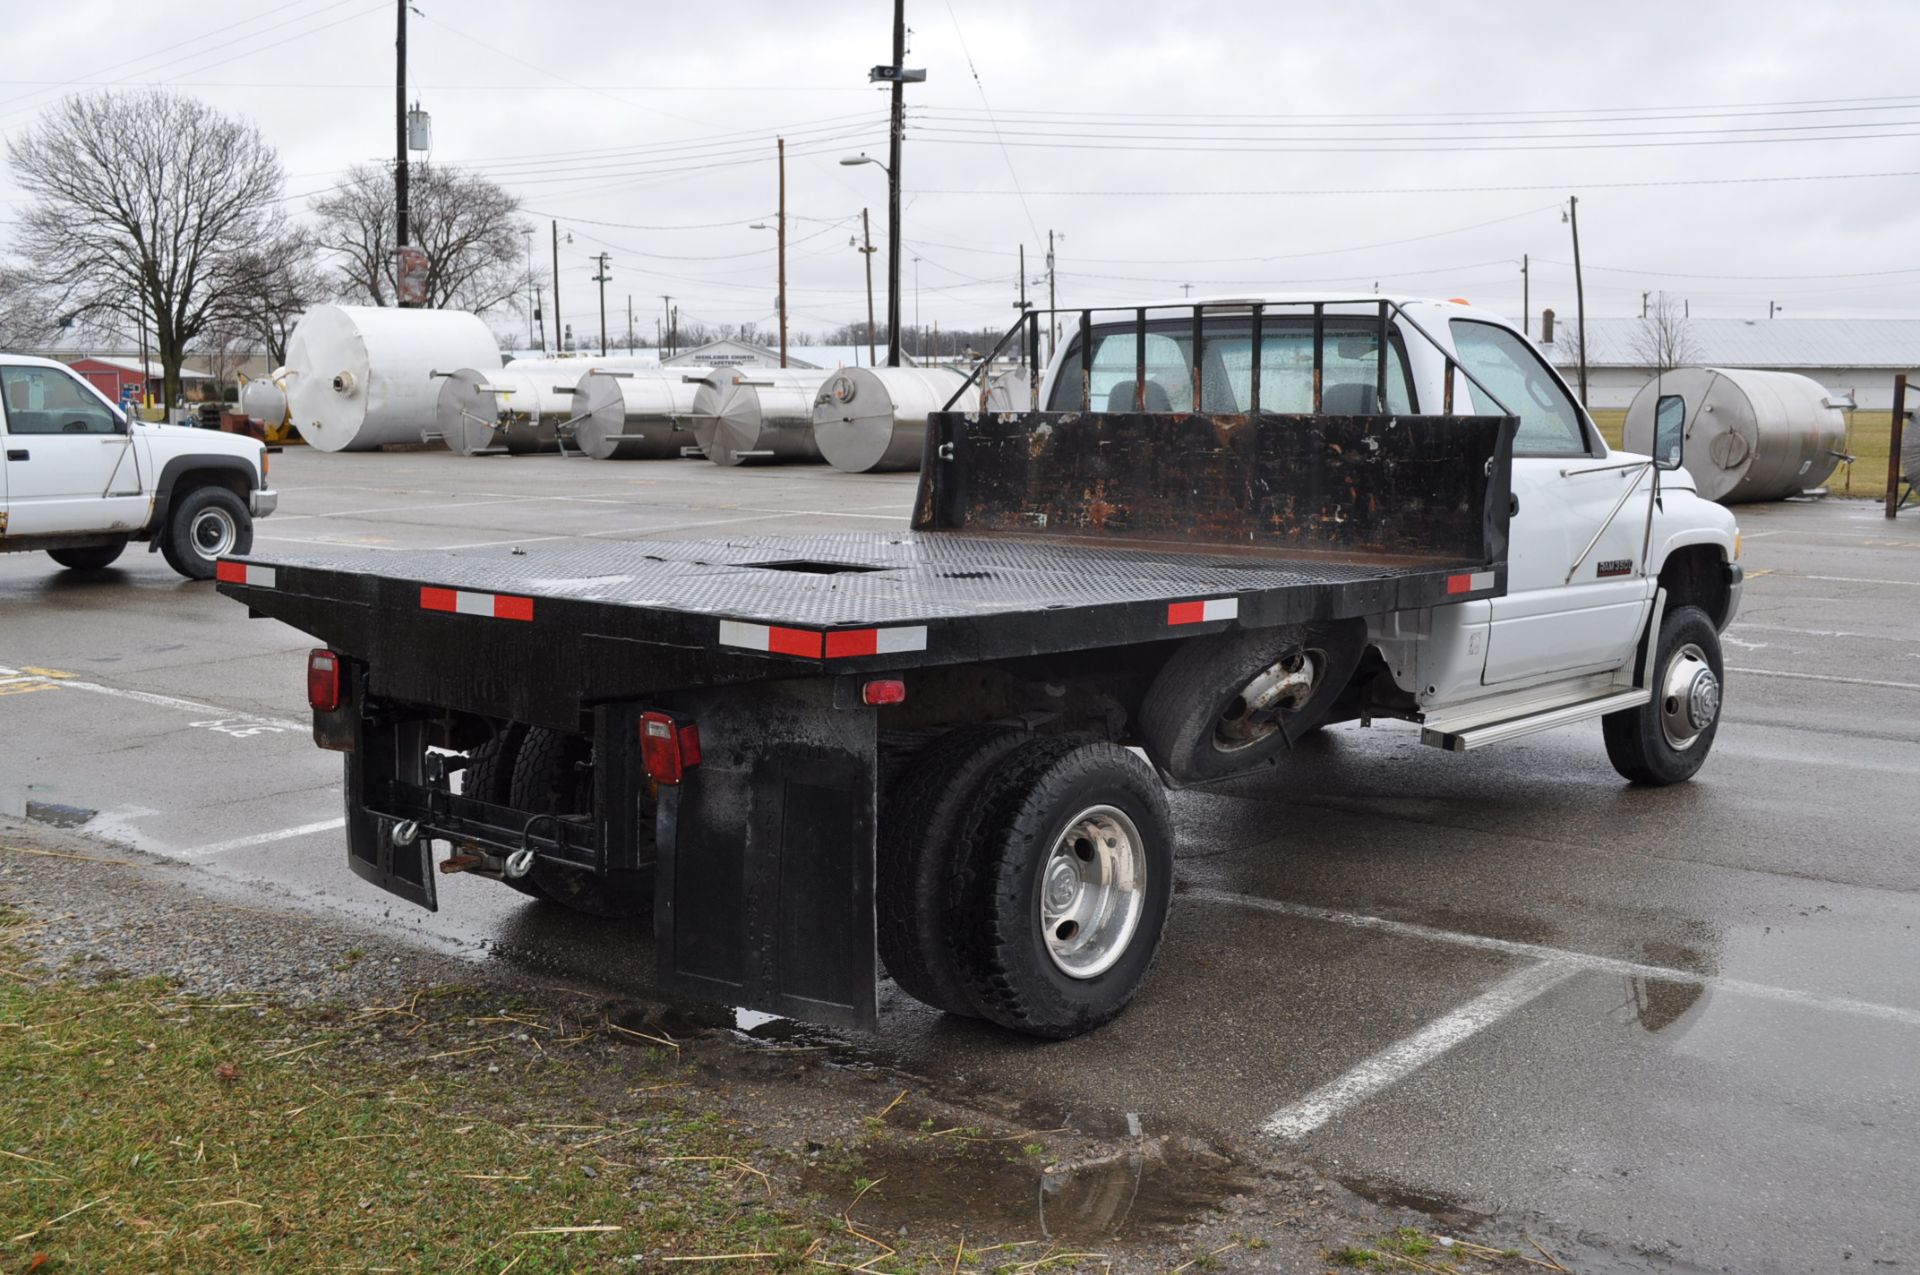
[2,449,1916,1272]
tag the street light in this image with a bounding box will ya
[841,154,900,365]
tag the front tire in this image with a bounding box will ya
[1603,604,1725,786]
[48,540,128,571]
[948,737,1174,1039]
[162,486,252,580]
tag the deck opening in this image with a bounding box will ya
[744,560,887,575]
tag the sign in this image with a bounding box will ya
[395,246,430,306]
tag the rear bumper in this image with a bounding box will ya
[251,487,278,519]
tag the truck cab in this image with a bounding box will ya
[0,353,277,578]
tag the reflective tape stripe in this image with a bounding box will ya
[1446,571,1497,595]
[420,586,535,621]
[1167,597,1238,626]
[215,561,276,588]
[721,621,929,659]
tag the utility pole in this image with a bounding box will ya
[777,137,788,369]
[1016,243,1029,314]
[590,252,611,356]
[1521,253,1529,336]
[626,295,633,355]
[879,0,918,366]
[1642,290,1651,319]
[858,207,877,368]
[533,285,546,354]
[660,295,673,358]
[671,306,679,355]
[523,227,535,349]
[1568,195,1588,406]
[1047,229,1058,357]
[1770,300,1782,319]
[550,221,562,352]
[394,0,409,292]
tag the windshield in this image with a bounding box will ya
[1046,316,1415,415]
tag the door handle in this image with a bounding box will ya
[6,449,26,461]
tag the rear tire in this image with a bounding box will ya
[948,737,1174,1039]
[1138,620,1365,783]
[48,540,128,571]
[510,727,653,919]
[464,726,546,901]
[162,485,252,580]
[877,726,1028,1017]
[1603,604,1724,786]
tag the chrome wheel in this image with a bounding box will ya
[190,506,237,560]
[1214,648,1322,752]
[1038,805,1147,980]
[1659,641,1719,751]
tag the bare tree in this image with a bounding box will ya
[1628,292,1699,374]
[0,261,55,351]
[313,163,530,313]
[7,89,290,406]
[228,226,329,367]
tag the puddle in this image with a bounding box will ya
[25,800,98,829]
[803,1136,1249,1244]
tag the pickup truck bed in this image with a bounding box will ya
[230,530,1500,694]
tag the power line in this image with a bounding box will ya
[910,125,1920,155]
[903,169,1920,197]
[940,0,1040,247]
[916,92,1920,124]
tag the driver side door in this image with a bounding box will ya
[0,364,148,536]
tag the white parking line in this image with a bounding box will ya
[0,663,306,733]
[179,818,347,860]
[1729,667,1920,692]
[1803,574,1920,587]
[1261,962,1576,1140]
[1189,890,1920,1027]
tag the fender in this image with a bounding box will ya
[146,454,259,544]
[1645,525,1735,577]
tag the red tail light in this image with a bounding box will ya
[307,649,342,712]
[861,678,907,706]
[640,711,701,785]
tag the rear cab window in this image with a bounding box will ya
[1047,316,1416,415]
[1447,319,1595,457]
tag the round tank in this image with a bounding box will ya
[572,370,701,460]
[984,366,1033,411]
[238,371,288,428]
[432,367,569,456]
[811,366,968,473]
[1622,367,1847,504]
[282,305,502,452]
[690,367,831,466]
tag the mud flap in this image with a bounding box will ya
[654,681,877,1030]
[342,715,439,912]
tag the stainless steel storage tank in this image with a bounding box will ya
[237,371,288,430]
[282,305,501,451]
[689,367,830,466]
[1622,367,1848,504]
[811,366,967,473]
[431,367,570,456]
[571,370,702,460]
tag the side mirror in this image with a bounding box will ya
[1653,393,1686,471]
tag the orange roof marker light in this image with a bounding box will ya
[1447,297,1472,306]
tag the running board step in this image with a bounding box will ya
[1421,688,1650,752]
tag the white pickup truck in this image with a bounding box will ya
[216,294,1742,1038]
[0,354,277,579]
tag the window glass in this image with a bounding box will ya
[1047,318,1413,415]
[1448,320,1589,456]
[0,367,121,435]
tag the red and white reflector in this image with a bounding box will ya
[307,648,342,712]
[640,711,702,785]
[861,678,907,706]
[215,561,276,588]
[420,586,535,622]
[1166,597,1238,626]
[718,620,928,659]
[1446,571,1497,595]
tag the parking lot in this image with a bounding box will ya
[4,446,1918,1271]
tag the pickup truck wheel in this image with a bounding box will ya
[877,725,1027,1017]
[162,486,252,581]
[48,540,129,571]
[464,727,547,901]
[1138,621,1364,783]
[511,727,653,920]
[949,737,1173,1039]
[1603,604,1724,786]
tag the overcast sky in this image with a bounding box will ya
[3,0,1917,342]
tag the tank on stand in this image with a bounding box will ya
[282,305,501,451]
